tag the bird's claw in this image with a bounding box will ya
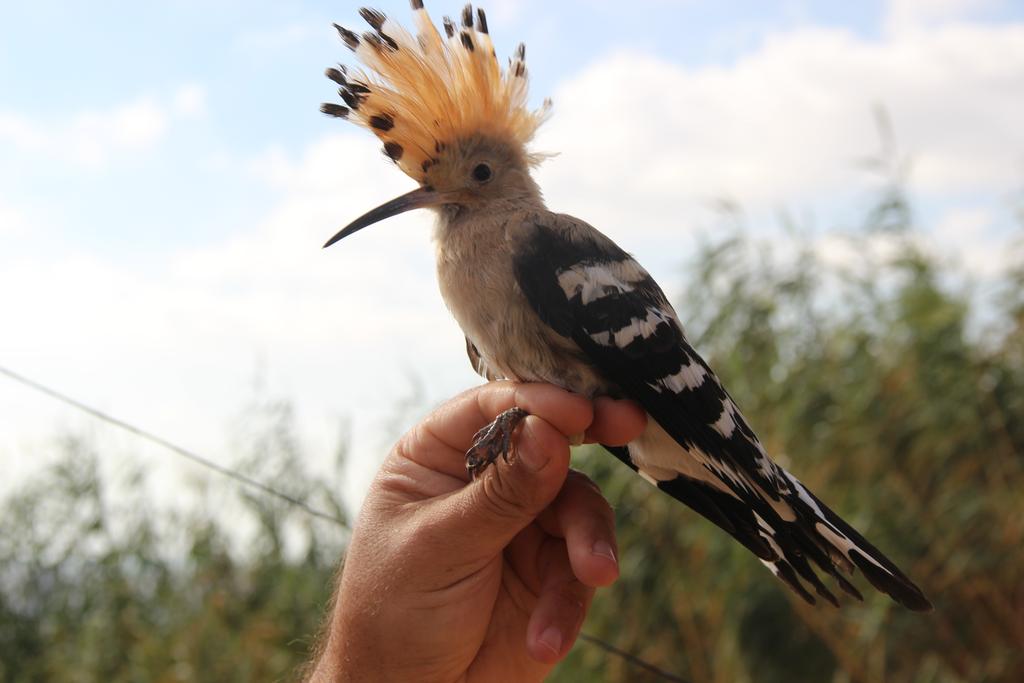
[465,407,528,477]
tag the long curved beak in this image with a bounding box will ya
[322,186,450,248]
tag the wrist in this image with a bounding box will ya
[313,593,448,683]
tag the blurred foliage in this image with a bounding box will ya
[0,400,348,682]
[2,188,1023,682]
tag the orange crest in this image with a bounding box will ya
[321,3,551,182]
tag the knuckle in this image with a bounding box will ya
[564,469,615,522]
[391,429,415,461]
[566,469,601,494]
[552,577,591,613]
[476,467,535,521]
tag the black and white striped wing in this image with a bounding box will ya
[512,219,784,494]
[512,218,931,611]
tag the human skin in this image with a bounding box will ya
[307,382,647,682]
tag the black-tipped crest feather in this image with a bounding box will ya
[322,3,551,180]
[320,103,349,118]
[359,7,386,31]
[333,24,360,50]
[325,67,346,86]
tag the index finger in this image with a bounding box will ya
[584,396,647,446]
[400,382,594,479]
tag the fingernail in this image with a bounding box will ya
[518,420,548,472]
[539,625,563,656]
[592,540,617,566]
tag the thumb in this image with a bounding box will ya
[429,413,574,564]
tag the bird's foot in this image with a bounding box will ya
[465,407,528,478]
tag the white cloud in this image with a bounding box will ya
[534,20,1024,260]
[0,131,476,515]
[172,84,207,118]
[0,200,27,235]
[812,202,1017,290]
[885,0,1000,34]
[0,114,45,150]
[932,206,1015,275]
[0,84,206,168]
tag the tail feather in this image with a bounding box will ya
[606,444,844,608]
[759,515,841,608]
[789,524,865,602]
[604,445,775,560]
[656,475,775,560]
[604,444,932,611]
[782,472,933,612]
[767,556,819,606]
[786,475,933,614]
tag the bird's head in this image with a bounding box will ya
[321,3,551,248]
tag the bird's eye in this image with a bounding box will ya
[472,163,493,183]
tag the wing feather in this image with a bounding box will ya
[513,217,931,611]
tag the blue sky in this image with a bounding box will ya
[2,0,1021,253]
[2,0,1022,513]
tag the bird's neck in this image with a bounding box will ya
[433,189,546,249]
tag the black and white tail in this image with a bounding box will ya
[605,442,932,611]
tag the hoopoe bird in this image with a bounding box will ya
[320,2,932,612]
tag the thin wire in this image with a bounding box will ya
[0,364,687,683]
[578,633,690,683]
[0,365,346,527]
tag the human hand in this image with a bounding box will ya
[308,381,647,682]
